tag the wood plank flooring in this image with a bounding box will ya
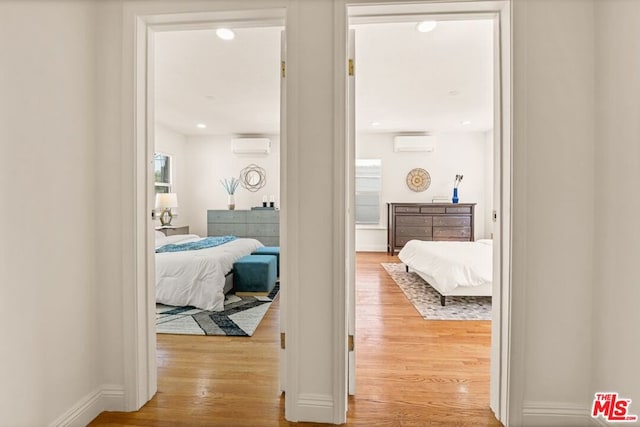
[90,252,500,426]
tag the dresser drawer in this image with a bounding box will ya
[207,210,247,223]
[395,225,432,238]
[208,223,247,237]
[445,206,472,214]
[396,236,432,246]
[246,223,279,237]
[247,210,279,224]
[394,206,420,213]
[396,215,433,226]
[433,227,471,239]
[258,236,280,246]
[433,216,471,227]
[420,206,446,214]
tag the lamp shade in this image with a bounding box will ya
[155,193,178,209]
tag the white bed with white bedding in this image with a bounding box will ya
[398,239,493,306]
[155,233,263,311]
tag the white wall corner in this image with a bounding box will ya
[296,393,336,424]
[48,385,125,427]
[521,401,593,427]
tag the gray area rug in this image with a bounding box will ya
[156,284,279,336]
[381,263,491,320]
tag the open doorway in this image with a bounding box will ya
[345,2,511,424]
[148,18,286,404]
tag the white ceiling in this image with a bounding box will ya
[154,27,282,136]
[154,19,493,137]
[355,19,494,133]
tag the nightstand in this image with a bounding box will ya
[156,225,190,236]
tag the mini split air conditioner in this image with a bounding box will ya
[231,138,271,156]
[393,135,436,153]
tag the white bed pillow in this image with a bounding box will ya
[477,239,493,246]
[155,230,166,239]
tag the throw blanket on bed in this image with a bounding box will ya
[156,235,237,253]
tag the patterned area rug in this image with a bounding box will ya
[156,284,279,336]
[381,263,491,320]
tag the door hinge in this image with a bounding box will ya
[348,334,354,352]
[348,59,354,76]
[280,332,286,349]
[493,210,498,222]
[281,61,286,78]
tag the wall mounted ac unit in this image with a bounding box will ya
[393,135,436,153]
[231,138,271,155]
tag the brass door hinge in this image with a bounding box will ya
[281,61,286,78]
[348,334,354,352]
[348,59,354,76]
[280,332,286,349]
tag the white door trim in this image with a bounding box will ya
[122,4,286,412]
[337,0,514,424]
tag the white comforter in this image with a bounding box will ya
[398,239,492,294]
[155,234,263,311]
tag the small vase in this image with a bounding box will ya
[228,194,235,210]
[452,188,459,204]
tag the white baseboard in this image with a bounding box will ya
[49,384,125,427]
[522,401,592,426]
[296,393,336,423]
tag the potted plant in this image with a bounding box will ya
[220,177,240,210]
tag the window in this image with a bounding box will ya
[355,159,382,225]
[154,152,172,194]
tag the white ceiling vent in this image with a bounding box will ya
[231,138,271,156]
[393,135,436,153]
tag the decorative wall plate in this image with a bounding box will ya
[406,168,431,192]
[239,164,267,192]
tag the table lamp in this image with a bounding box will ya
[155,193,178,226]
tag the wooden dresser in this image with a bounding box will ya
[207,209,279,246]
[387,202,476,253]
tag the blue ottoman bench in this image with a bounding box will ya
[233,254,277,295]
[252,246,280,276]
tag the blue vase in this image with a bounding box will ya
[452,188,459,204]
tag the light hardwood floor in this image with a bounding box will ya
[90,252,501,426]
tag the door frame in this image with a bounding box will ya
[122,5,287,411]
[338,0,513,423]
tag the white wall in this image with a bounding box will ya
[180,135,280,237]
[593,0,640,416]
[355,132,491,251]
[4,1,640,426]
[512,0,596,424]
[154,124,188,227]
[0,2,103,425]
[484,130,494,239]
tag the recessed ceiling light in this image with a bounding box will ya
[448,90,460,96]
[196,123,207,129]
[416,21,438,33]
[371,122,381,127]
[216,28,235,41]
[461,120,471,126]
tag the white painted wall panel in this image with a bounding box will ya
[593,0,640,412]
[0,2,102,425]
[512,0,595,423]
